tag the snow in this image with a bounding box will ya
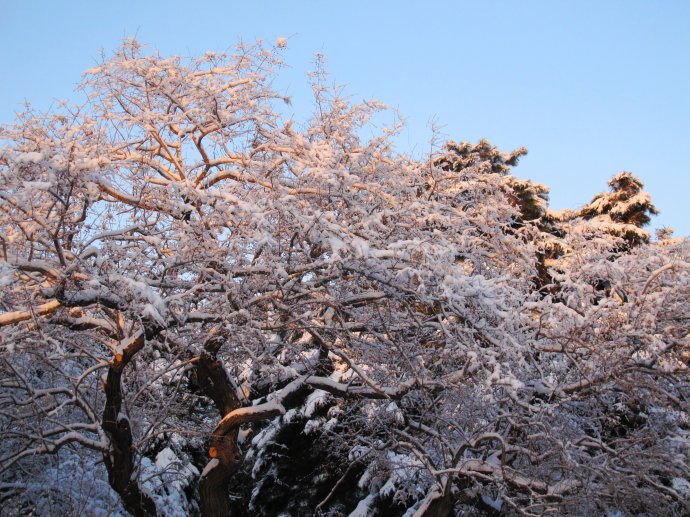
[357,467,373,490]
[2,41,688,517]
[0,262,15,288]
[304,389,330,417]
[349,445,370,462]
[141,448,199,516]
[410,489,443,517]
[366,451,427,502]
[15,152,44,164]
[671,477,690,495]
[23,448,125,516]
[351,237,370,258]
[303,418,323,434]
[348,494,377,517]
[251,422,278,449]
[329,236,347,258]
[200,458,220,479]
[112,275,168,323]
[385,401,405,424]
[23,181,52,190]
[155,447,178,470]
[481,493,503,511]
[238,427,252,444]
[282,408,299,424]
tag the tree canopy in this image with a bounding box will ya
[1,41,688,516]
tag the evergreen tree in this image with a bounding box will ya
[580,171,659,246]
[434,138,528,175]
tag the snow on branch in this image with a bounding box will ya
[0,299,62,326]
[212,377,306,437]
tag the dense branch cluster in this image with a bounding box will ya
[1,41,688,516]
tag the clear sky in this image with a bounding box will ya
[1,1,688,236]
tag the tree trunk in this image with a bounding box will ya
[197,352,242,516]
[102,364,157,516]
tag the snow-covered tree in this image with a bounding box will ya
[579,171,660,246]
[1,41,688,516]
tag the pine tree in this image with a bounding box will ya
[580,171,659,246]
[434,138,528,175]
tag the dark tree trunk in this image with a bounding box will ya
[196,352,242,516]
[102,356,157,516]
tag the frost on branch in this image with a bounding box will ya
[1,40,688,516]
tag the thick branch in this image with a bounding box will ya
[0,300,62,326]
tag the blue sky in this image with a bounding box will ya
[1,1,688,236]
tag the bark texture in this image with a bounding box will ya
[102,336,157,517]
[197,352,242,516]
